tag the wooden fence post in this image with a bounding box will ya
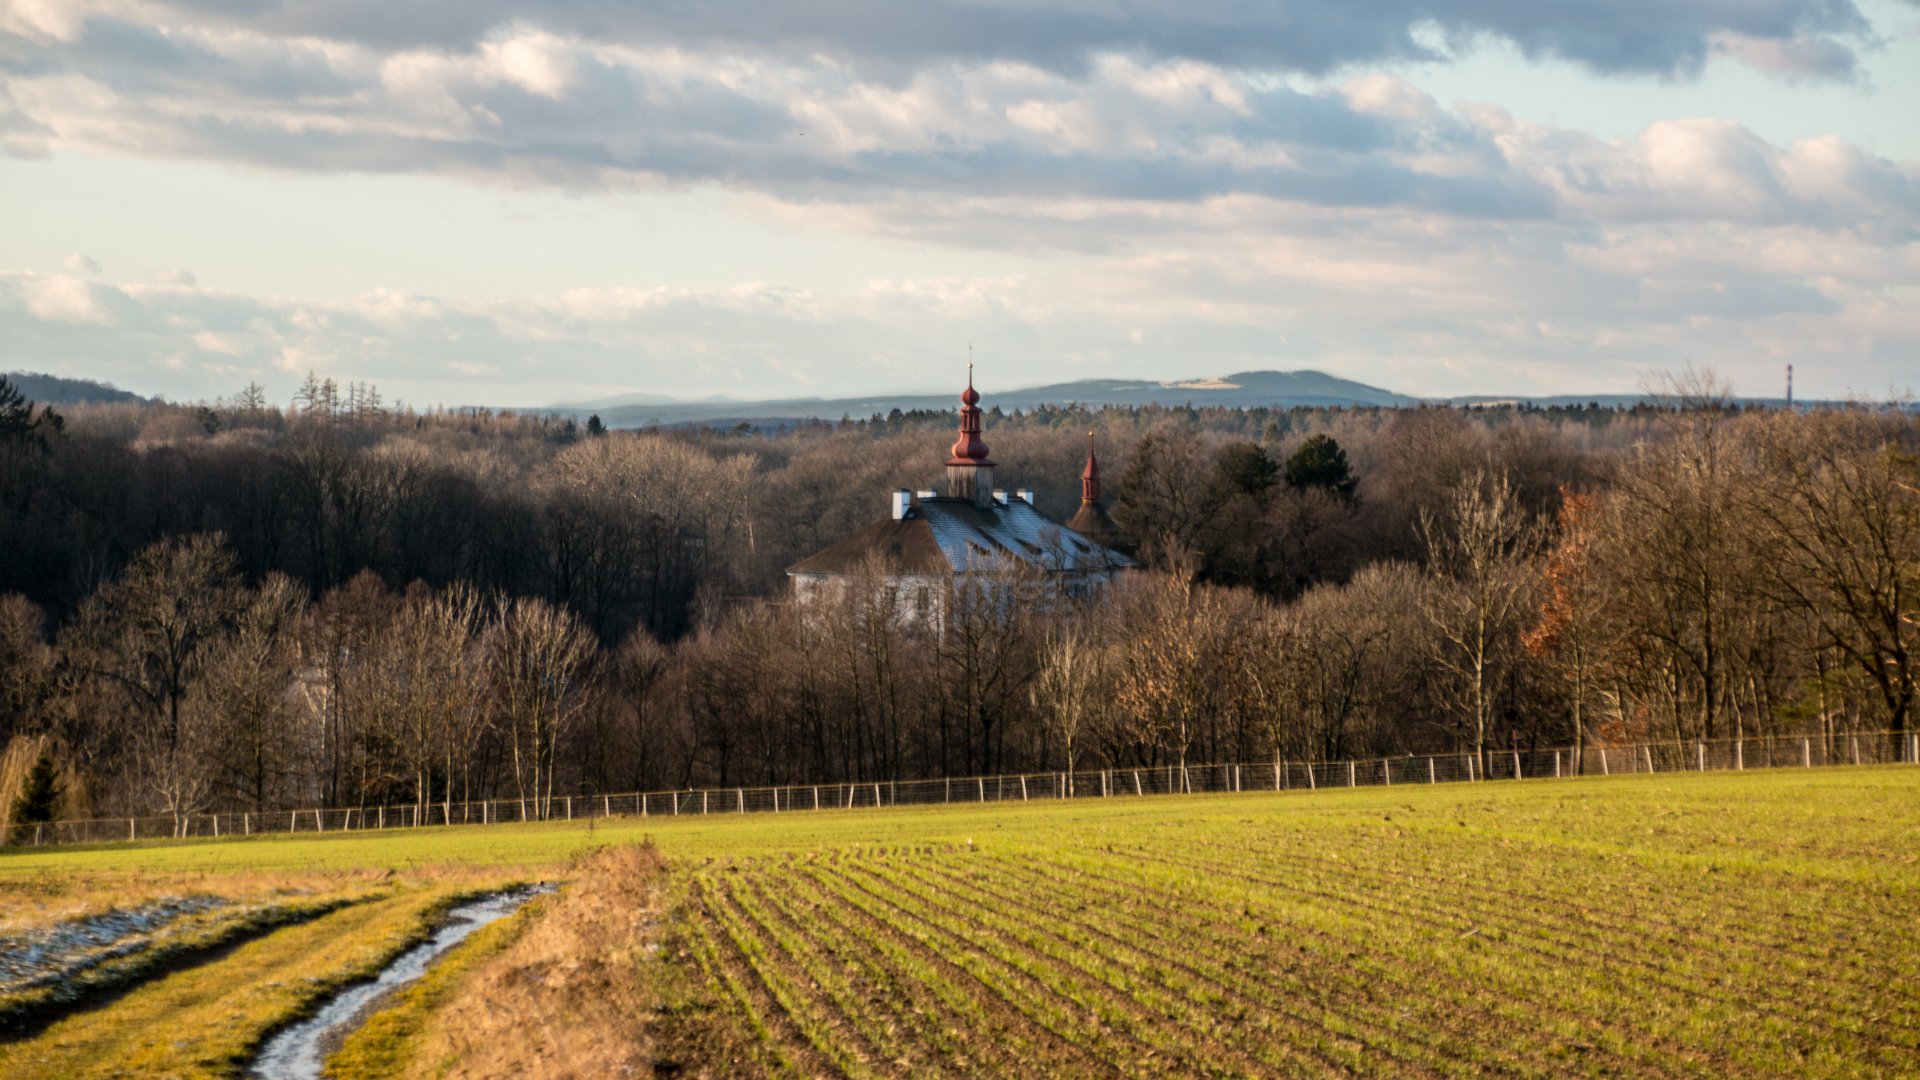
[1644,745,1654,773]
[1554,751,1561,778]
[1804,737,1811,767]
[1428,757,1436,784]
[1383,760,1391,786]
[1697,742,1705,771]
[1133,770,1143,796]
[1306,762,1315,789]
[1851,736,1860,766]
[1020,775,1028,801]
[1600,748,1609,775]
[1512,749,1521,779]
[1348,760,1356,788]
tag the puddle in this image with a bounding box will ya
[0,897,231,995]
[250,885,551,1080]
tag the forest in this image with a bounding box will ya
[1,372,1915,833]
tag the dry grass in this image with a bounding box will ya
[331,843,670,1079]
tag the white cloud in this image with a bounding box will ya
[21,273,115,324]
[63,253,101,275]
[191,330,240,355]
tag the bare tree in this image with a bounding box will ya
[489,595,598,819]
[1420,471,1538,774]
[1030,622,1102,791]
[63,534,244,830]
[194,573,306,812]
[1749,411,1919,740]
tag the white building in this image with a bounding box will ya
[786,373,1132,615]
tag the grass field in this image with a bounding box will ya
[3,767,1917,1077]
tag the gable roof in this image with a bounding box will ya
[787,496,1133,578]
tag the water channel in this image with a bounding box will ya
[250,885,551,1080]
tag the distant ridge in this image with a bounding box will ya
[3,371,148,406]
[557,370,1418,428]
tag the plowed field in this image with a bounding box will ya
[2,767,1916,1078]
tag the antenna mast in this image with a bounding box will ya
[1786,363,1794,409]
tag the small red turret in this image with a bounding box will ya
[1080,432,1100,505]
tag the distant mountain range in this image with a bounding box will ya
[4,371,149,407]
[555,370,1429,427]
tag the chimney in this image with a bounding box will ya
[1015,488,1034,505]
[992,488,1008,505]
[891,489,912,520]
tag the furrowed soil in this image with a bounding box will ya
[2,767,1916,1077]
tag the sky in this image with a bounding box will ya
[2,1,1917,407]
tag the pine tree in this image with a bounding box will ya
[7,753,61,845]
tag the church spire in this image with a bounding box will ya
[945,365,996,506]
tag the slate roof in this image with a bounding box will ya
[787,496,1133,577]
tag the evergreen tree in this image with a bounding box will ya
[0,376,63,450]
[1284,434,1355,497]
[7,753,61,845]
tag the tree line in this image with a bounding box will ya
[1,374,1915,834]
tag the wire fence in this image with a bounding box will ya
[11,729,1918,848]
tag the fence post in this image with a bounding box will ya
[1348,760,1356,788]
[1428,757,1436,784]
[1600,748,1609,775]
[1273,762,1281,790]
[1102,770,1110,797]
[1852,736,1860,766]
[1554,751,1561,778]
[1383,760,1391,786]
[1697,742,1705,772]
[1133,770,1143,796]
[1467,754,1475,783]
[1644,745,1654,773]
[1513,749,1521,779]
[874,782,882,807]
[1804,737,1811,768]
[1020,775,1028,801]
[1736,741,1744,770]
